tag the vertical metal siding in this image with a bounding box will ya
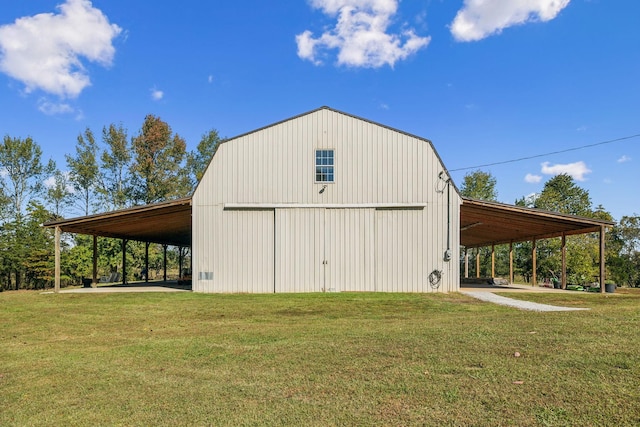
[275,208,375,292]
[375,209,425,292]
[221,209,274,293]
[325,209,375,292]
[192,108,461,293]
[275,209,323,293]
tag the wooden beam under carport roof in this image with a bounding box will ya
[460,197,613,248]
[43,197,192,247]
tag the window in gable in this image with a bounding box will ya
[315,149,334,183]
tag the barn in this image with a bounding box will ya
[191,107,460,293]
[45,106,614,293]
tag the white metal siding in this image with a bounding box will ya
[193,109,443,206]
[275,209,323,293]
[192,108,461,293]
[375,209,425,292]
[325,209,374,292]
[220,209,274,293]
[275,208,374,292]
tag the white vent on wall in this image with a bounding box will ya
[199,272,213,280]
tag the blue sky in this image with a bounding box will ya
[0,0,638,220]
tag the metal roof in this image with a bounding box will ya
[460,197,614,248]
[43,197,192,247]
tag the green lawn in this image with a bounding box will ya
[1,289,639,426]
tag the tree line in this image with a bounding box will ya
[460,170,640,287]
[0,115,221,291]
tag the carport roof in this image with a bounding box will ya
[43,196,613,250]
[43,197,192,247]
[460,197,614,248]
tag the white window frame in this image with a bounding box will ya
[315,149,335,183]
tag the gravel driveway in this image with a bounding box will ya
[462,291,590,312]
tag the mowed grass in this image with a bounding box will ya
[1,290,639,426]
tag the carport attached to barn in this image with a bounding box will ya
[44,197,192,291]
[460,197,614,292]
[45,195,614,293]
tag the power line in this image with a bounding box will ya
[449,133,640,172]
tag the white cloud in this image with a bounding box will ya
[208,75,214,84]
[151,88,164,101]
[296,0,430,68]
[541,160,591,181]
[450,0,571,42]
[618,155,631,163]
[525,173,542,183]
[44,171,74,193]
[37,98,74,115]
[44,176,56,189]
[0,0,122,98]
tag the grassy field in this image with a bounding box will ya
[1,289,639,426]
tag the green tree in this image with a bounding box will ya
[187,129,222,185]
[534,174,592,216]
[0,184,10,223]
[0,136,54,220]
[608,215,640,287]
[0,136,55,290]
[66,128,99,216]
[22,202,57,289]
[45,168,73,218]
[514,174,607,286]
[99,124,131,210]
[0,201,56,290]
[130,115,190,204]
[62,236,94,285]
[460,170,498,278]
[460,170,497,201]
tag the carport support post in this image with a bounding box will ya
[92,235,98,287]
[122,239,127,285]
[509,242,514,285]
[600,225,606,294]
[163,244,168,282]
[54,226,61,293]
[532,239,537,287]
[491,244,495,277]
[561,234,567,290]
[476,249,480,278]
[464,248,469,278]
[145,242,150,283]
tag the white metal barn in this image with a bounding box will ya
[192,107,461,293]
